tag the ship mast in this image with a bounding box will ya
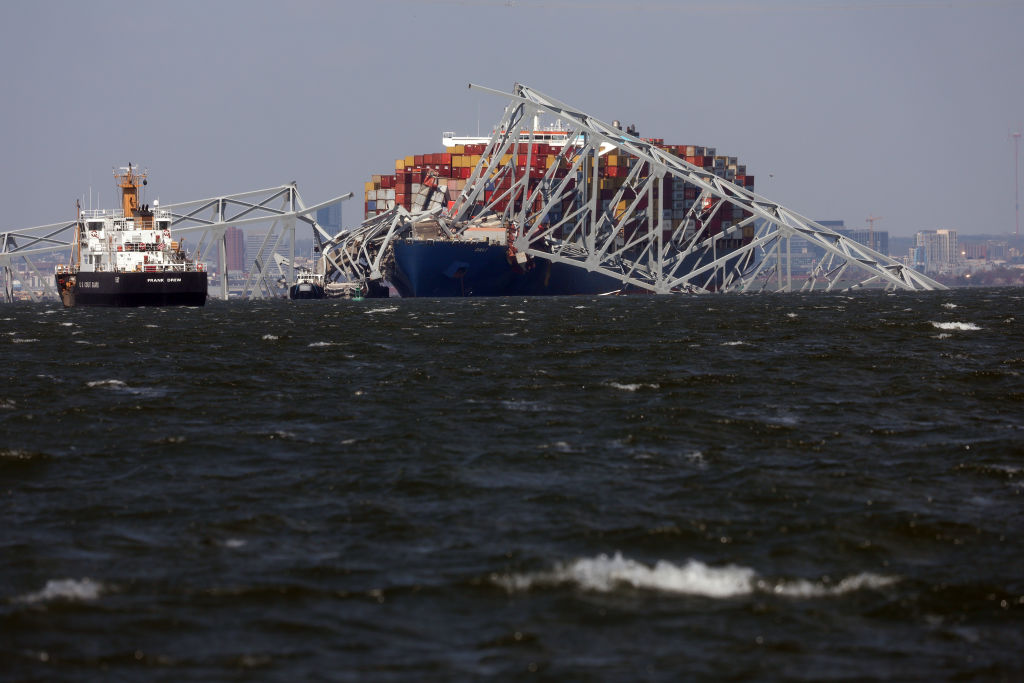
[74,199,82,269]
[116,163,146,218]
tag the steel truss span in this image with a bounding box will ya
[1,183,350,302]
[327,83,944,295]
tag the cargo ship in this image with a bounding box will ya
[362,126,755,297]
[54,165,207,307]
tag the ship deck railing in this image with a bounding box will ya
[81,208,174,222]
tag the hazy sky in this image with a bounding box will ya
[2,0,1022,237]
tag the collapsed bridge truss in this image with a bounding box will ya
[325,83,944,294]
[1,181,348,302]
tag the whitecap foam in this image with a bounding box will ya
[87,379,127,389]
[365,306,398,314]
[494,553,755,597]
[721,341,745,346]
[308,341,335,347]
[931,322,981,331]
[12,338,40,343]
[262,334,279,340]
[15,578,104,604]
[609,382,660,392]
[493,553,899,600]
[942,303,958,309]
[759,572,899,597]
[686,451,707,468]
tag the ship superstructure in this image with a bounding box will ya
[54,165,207,307]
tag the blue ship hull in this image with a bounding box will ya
[391,239,750,297]
[391,240,621,297]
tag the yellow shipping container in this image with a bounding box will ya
[365,181,374,192]
[395,159,404,171]
[404,155,415,167]
[471,155,481,166]
[455,145,465,154]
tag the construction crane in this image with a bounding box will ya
[866,215,882,251]
[1012,131,1021,238]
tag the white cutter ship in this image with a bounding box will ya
[54,165,207,307]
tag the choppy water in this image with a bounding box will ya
[2,288,1023,680]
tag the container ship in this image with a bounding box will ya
[361,126,756,297]
[54,165,207,307]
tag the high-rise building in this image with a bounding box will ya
[246,231,268,270]
[915,229,958,273]
[317,202,342,234]
[223,226,245,273]
[908,245,927,271]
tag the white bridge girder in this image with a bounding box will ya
[0,182,349,302]
[325,83,944,294]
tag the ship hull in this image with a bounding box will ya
[55,271,207,307]
[391,239,749,297]
[288,282,325,299]
[391,240,623,297]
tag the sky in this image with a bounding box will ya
[2,0,1023,238]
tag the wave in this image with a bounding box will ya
[492,552,897,599]
[608,382,660,392]
[365,306,399,314]
[86,379,127,388]
[931,321,981,331]
[14,578,104,604]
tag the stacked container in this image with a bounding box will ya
[362,133,756,246]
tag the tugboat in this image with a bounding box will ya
[54,165,207,307]
[288,270,326,299]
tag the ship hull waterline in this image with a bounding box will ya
[390,240,750,297]
[55,271,208,308]
[288,282,326,300]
